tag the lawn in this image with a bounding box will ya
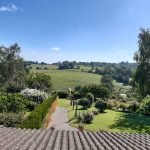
[31,64,130,91]
[58,99,150,133]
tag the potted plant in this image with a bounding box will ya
[78,122,84,131]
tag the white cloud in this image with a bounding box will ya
[51,47,61,51]
[0,4,18,12]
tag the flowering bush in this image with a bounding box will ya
[116,102,129,112]
[106,100,119,109]
[20,88,48,104]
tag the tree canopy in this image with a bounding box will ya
[133,28,150,98]
[27,73,53,93]
[0,43,28,90]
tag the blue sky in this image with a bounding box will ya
[0,0,150,63]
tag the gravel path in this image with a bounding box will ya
[48,106,78,131]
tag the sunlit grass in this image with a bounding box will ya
[31,64,130,91]
[58,99,150,133]
[31,64,101,90]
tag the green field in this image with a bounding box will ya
[31,64,101,90]
[31,64,131,91]
[58,99,150,133]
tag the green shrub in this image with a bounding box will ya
[82,111,93,123]
[0,94,28,113]
[116,102,129,112]
[106,101,113,109]
[19,95,57,129]
[106,100,130,112]
[58,91,69,98]
[88,70,93,73]
[5,83,24,93]
[77,111,94,124]
[138,96,150,115]
[95,100,107,112]
[36,67,40,69]
[0,113,25,127]
[25,100,36,111]
[128,101,139,112]
[86,93,94,105]
[73,92,82,100]
[106,100,119,109]
[78,98,91,109]
[76,112,82,122]
[92,110,99,115]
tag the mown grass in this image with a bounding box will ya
[58,99,150,133]
[31,64,130,91]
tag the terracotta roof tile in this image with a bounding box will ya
[0,127,149,150]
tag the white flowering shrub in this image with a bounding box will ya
[20,88,48,104]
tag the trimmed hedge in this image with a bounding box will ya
[58,91,69,98]
[19,94,57,129]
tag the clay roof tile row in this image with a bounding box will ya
[0,127,149,150]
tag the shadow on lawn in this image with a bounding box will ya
[110,112,150,133]
[67,107,86,112]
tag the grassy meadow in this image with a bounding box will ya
[31,64,131,91]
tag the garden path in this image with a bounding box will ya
[48,106,78,131]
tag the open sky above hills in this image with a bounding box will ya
[0,0,150,63]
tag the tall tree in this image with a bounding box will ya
[101,74,114,94]
[133,28,150,98]
[101,74,113,84]
[0,43,28,90]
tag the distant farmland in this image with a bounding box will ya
[31,64,131,91]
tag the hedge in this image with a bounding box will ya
[19,94,57,129]
[58,91,68,98]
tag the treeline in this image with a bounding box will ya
[26,61,47,65]
[95,66,133,85]
[57,61,80,70]
[52,61,137,68]
[52,60,136,85]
